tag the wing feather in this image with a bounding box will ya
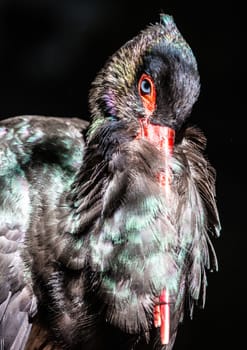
[174,126,221,314]
[0,115,87,349]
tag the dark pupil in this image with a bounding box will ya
[141,79,151,94]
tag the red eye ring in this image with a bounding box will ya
[138,73,156,114]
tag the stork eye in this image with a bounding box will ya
[140,79,151,95]
[138,73,156,114]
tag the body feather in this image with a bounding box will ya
[0,14,220,350]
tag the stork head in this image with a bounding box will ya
[89,14,200,136]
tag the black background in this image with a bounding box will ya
[0,1,245,349]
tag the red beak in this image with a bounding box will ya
[136,117,175,345]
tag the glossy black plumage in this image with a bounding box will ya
[0,14,220,350]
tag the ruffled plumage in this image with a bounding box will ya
[0,14,220,350]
